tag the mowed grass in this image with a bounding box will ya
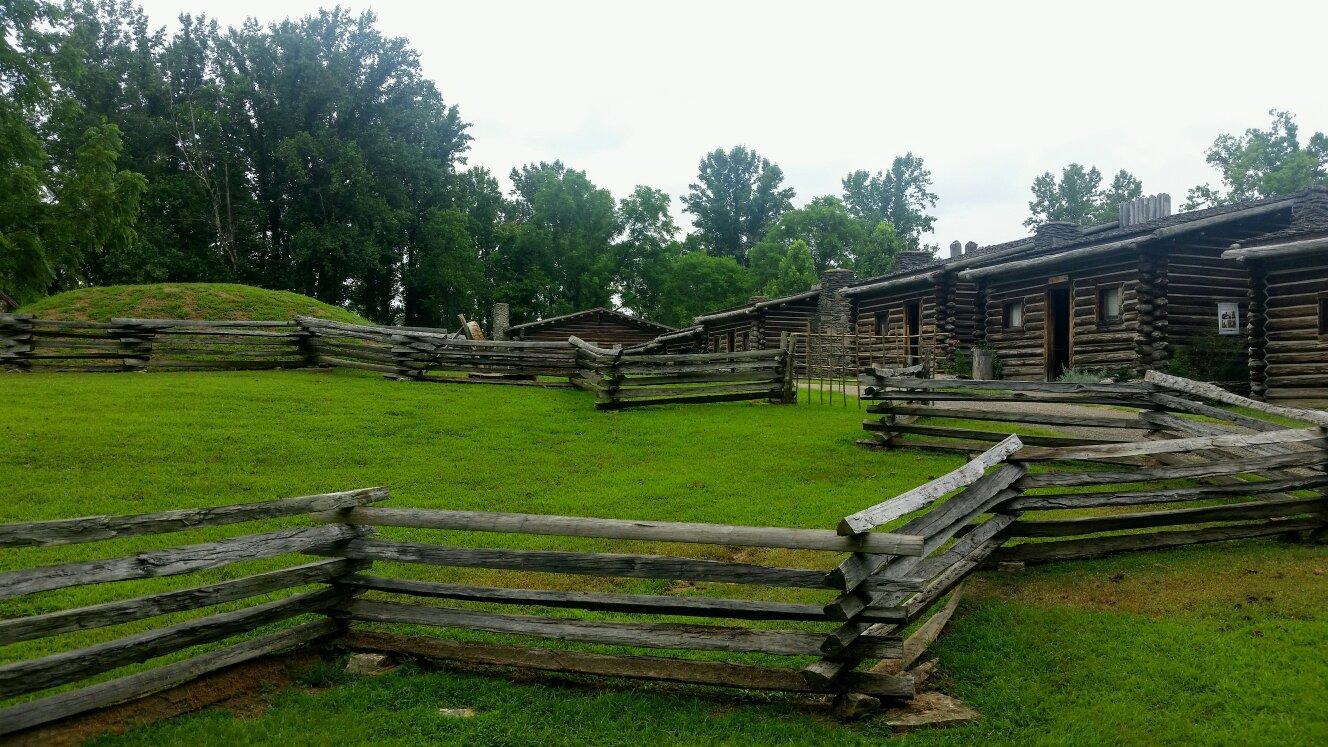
[0,370,1325,745]
[16,283,371,324]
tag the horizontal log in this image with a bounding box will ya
[318,507,923,556]
[1144,370,1328,426]
[315,355,400,374]
[597,390,778,409]
[1016,450,1326,488]
[866,421,1124,448]
[839,435,1022,535]
[0,487,387,548]
[863,377,1153,395]
[336,575,907,623]
[0,524,358,601]
[1006,476,1328,510]
[332,538,832,588]
[865,404,1142,429]
[861,391,1151,406]
[992,517,1322,564]
[0,619,338,737]
[0,587,343,700]
[1013,427,1326,462]
[343,599,902,658]
[0,558,359,646]
[1010,497,1327,537]
[341,631,914,697]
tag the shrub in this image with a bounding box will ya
[1164,331,1247,383]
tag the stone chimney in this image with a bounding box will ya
[1119,194,1172,228]
[965,240,978,255]
[491,302,510,341]
[817,268,856,336]
[1034,221,1081,250]
[894,250,934,271]
[949,240,962,259]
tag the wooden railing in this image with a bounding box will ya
[0,315,308,372]
[570,336,795,409]
[0,488,924,735]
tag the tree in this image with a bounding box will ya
[766,239,816,297]
[1186,109,1328,209]
[1024,163,1143,228]
[682,146,794,263]
[749,195,863,275]
[402,208,483,327]
[650,252,753,328]
[853,221,908,279]
[841,153,937,246]
[492,161,621,322]
[615,185,681,321]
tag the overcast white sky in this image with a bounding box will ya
[138,0,1328,247]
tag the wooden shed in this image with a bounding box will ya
[505,308,675,347]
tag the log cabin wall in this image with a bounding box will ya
[849,282,942,368]
[1252,252,1328,405]
[703,315,760,352]
[980,251,1143,380]
[509,309,673,347]
[761,296,820,344]
[1158,242,1251,377]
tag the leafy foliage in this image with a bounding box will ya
[841,153,937,247]
[681,145,795,264]
[1024,164,1142,228]
[1185,109,1328,209]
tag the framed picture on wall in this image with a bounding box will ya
[1217,302,1240,335]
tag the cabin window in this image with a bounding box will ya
[1002,300,1024,330]
[1319,293,1328,335]
[874,312,887,336]
[726,330,736,352]
[1097,286,1123,323]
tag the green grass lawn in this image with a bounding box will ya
[1,370,1325,745]
[16,283,371,324]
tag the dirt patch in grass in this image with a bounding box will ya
[8,650,320,747]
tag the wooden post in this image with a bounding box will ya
[110,318,152,372]
[1247,260,1268,399]
[294,317,319,368]
[0,314,34,371]
[971,346,994,380]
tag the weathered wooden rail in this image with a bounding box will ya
[0,488,926,736]
[570,335,795,409]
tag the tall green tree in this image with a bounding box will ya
[853,220,908,279]
[1186,110,1328,209]
[1024,164,1143,228]
[749,195,863,275]
[493,161,621,322]
[841,153,937,246]
[682,146,794,264]
[765,239,816,297]
[650,252,753,328]
[615,185,681,322]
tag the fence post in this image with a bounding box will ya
[110,318,153,372]
[0,314,34,371]
[294,317,319,368]
[778,333,795,404]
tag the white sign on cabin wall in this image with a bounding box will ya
[1217,302,1240,335]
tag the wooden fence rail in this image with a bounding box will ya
[570,335,795,409]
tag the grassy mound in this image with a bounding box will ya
[17,283,370,324]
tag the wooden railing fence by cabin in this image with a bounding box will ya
[570,335,795,409]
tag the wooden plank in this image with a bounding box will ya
[341,631,915,697]
[0,524,358,601]
[0,619,338,737]
[866,404,1143,429]
[1016,451,1326,488]
[0,588,343,700]
[1006,476,1328,510]
[332,538,832,588]
[861,391,1150,406]
[1010,497,1327,537]
[319,507,923,557]
[992,517,1322,563]
[839,436,1022,534]
[336,575,906,623]
[0,558,358,646]
[0,488,388,548]
[866,421,1124,447]
[1013,428,1325,462]
[877,584,966,673]
[861,377,1153,395]
[343,600,902,658]
[1145,370,1328,426]
[597,390,777,410]
[1147,392,1283,432]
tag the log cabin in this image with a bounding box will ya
[505,307,675,348]
[841,189,1328,384]
[692,268,858,351]
[1222,187,1328,404]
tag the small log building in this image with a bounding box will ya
[505,307,675,348]
[693,268,858,352]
